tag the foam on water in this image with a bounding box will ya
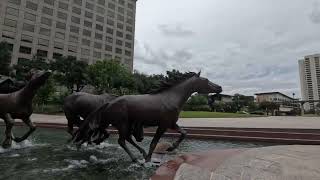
[42,159,89,173]
[0,139,47,154]
[89,155,117,164]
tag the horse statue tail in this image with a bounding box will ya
[72,102,111,146]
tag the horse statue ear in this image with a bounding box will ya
[197,70,201,77]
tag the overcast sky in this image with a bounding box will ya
[133,0,320,97]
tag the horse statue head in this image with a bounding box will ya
[28,69,52,88]
[192,71,222,94]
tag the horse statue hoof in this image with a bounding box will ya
[2,138,12,148]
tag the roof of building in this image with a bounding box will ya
[254,92,295,100]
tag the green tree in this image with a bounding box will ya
[0,41,12,76]
[33,77,56,107]
[87,59,135,94]
[50,56,88,93]
[259,101,280,116]
[133,71,165,94]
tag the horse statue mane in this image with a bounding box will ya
[149,71,198,94]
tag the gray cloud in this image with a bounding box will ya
[134,0,320,97]
[158,24,195,37]
[310,1,320,24]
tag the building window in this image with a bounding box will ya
[107,11,115,18]
[85,11,93,19]
[94,42,102,49]
[118,7,124,14]
[38,39,49,46]
[116,39,123,46]
[116,31,123,38]
[72,7,81,15]
[44,0,55,6]
[126,26,133,32]
[117,23,124,29]
[105,45,112,51]
[4,18,17,28]
[53,53,63,59]
[26,1,38,11]
[95,33,103,40]
[71,16,81,24]
[6,7,19,17]
[37,50,48,57]
[126,18,133,25]
[97,6,105,14]
[117,14,124,22]
[55,32,65,39]
[127,3,134,10]
[97,0,105,5]
[19,46,32,54]
[21,34,33,43]
[68,45,77,52]
[84,21,92,28]
[81,48,90,56]
[83,29,91,37]
[86,2,94,10]
[41,17,52,26]
[105,54,112,59]
[96,24,103,31]
[125,50,131,56]
[107,19,114,26]
[125,42,131,48]
[69,35,79,43]
[96,15,104,23]
[58,2,68,10]
[8,0,21,5]
[70,26,80,34]
[57,11,68,19]
[42,7,54,16]
[82,39,91,46]
[119,0,125,5]
[54,41,64,50]
[108,3,115,10]
[56,22,66,30]
[24,13,36,22]
[106,27,114,34]
[39,27,51,36]
[125,34,132,40]
[115,48,122,54]
[106,36,113,43]
[73,0,82,6]
[23,23,35,32]
[93,51,102,58]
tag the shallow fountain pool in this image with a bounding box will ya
[0,127,272,180]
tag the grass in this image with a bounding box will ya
[179,111,262,118]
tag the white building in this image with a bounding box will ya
[0,0,137,71]
[299,54,320,111]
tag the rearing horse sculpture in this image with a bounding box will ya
[0,70,51,148]
[73,71,222,162]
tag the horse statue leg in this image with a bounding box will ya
[13,117,36,143]
[145,127,167,162]
[166,124,187,152]
[2,113,15,148]
[126,136,147,159]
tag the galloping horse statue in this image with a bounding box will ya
[63,92,117,135]
[0,70,51,148]
[73,71,222,162]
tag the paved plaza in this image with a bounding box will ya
[22,114,320,129]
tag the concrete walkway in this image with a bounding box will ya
[152,145,320,180]
[25,114,320,129]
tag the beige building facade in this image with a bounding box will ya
[299,54,320,111]
[0,0,136,71]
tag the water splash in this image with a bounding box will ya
[42,159,89,173]
[0,139,47,154]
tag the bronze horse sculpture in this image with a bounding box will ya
[0,70,51,148]
[72,72,222,162]
[63,92,117,136]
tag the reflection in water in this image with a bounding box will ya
[0,127,271,180]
